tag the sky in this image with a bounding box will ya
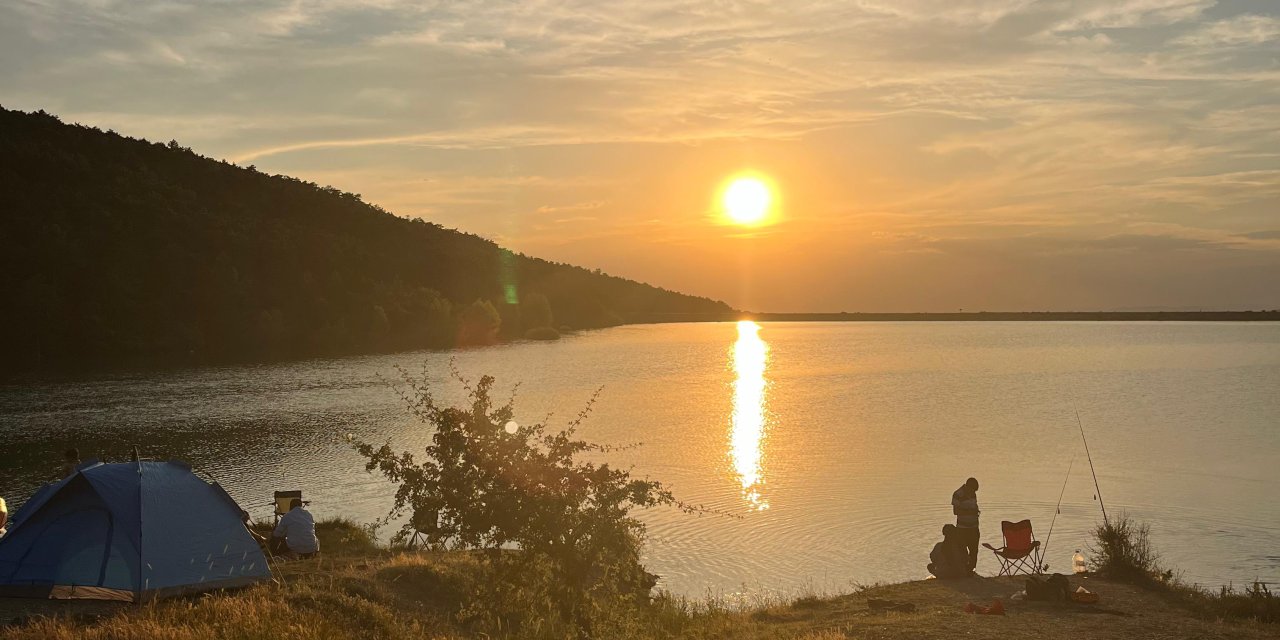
[3,0,1278,312]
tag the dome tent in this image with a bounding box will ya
[0,460,271,602]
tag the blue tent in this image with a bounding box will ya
[0,460,271,602]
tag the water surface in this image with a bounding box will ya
[2,321,1277,597]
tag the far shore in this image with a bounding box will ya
[626,310,1280,323]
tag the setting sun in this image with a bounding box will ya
[722,176,773,225]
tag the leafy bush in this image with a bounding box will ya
[351,366,688,635]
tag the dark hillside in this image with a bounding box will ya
[0,107,732,370]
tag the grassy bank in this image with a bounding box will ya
[2,519,1276,640]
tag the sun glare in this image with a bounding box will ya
[730,320,769,510]
[722,176,773,225]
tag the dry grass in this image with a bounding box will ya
[2,520,1276,639]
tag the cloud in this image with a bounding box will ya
[535,200,606,214]
[3,0,1278,310]
[1172,14,1280,47]
[1238,230,1280,241]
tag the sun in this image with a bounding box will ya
[722,176,773,225]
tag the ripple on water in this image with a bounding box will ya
[2,322,1278,597]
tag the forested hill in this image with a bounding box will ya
[0,107,733,371]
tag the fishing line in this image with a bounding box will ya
[1075,407,1109,527]
[1040,454,1074,571]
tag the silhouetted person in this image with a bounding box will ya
[927,524,970,578]
[272,498,318,559]
[60,448,80,479]
[951,477,980,571]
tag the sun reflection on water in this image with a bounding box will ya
[731,320,769,510]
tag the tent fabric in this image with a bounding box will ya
[0,461,271,602]
[5,459,101,527]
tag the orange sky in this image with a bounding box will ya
[4,0,1278,311]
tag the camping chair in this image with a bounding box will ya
[982,519,1043,576]
[406,507,438,549]
[272,490,305,525]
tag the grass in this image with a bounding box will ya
[2,517,1276,639]
[1085,513,1280,625]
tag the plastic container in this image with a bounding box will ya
[1072,550,1087,574]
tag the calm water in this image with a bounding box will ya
[2,322,1278,597]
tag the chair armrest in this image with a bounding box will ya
[1030,541,1041,549]
[982,543,1002,551]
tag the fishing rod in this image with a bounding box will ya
[1040,454,1074,571]
[1075,408,1109,527]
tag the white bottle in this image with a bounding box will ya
[1072,549,1087,574]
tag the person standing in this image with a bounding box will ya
[951,477,980,573]
[271,498,319,559]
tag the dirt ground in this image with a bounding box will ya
[746,575,1280,640]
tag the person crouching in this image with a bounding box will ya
[928,524,971,579]
[271,498,319,559]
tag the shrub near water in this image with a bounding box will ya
[1089,512,1279,623]
[1087,513,1163,584]
[350,366,689,637]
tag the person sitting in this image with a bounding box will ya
[928,524,971,579]
[271,498,318,559]
[60,448,81,479]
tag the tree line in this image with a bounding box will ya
[0,107,732,371]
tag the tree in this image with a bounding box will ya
[351,368,689,634]
[456,299,500,346]
[521,292,554,330]
[0,105,735,371]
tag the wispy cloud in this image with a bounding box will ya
[2,0,1277,310]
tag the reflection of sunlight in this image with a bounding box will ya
[731,320,769,510]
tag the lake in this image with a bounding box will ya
[2,321,1277,598]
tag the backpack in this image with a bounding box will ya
[1025,573,1070,601]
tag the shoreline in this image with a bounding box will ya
[6,312,1277,380]
[629,310,1280,323]
[2,520,1275,639]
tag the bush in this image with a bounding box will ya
[524,326,561,340]
[350,366,686,636]
[1087,512,1163,583]
[1088,514,1280,623]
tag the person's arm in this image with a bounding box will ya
[272,513,289,539]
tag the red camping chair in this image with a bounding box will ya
[982,519,1043,576]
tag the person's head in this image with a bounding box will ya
[289,498,303,511]
[64,448,80,462]
[942,524,956,539]
[965,477,979,493]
